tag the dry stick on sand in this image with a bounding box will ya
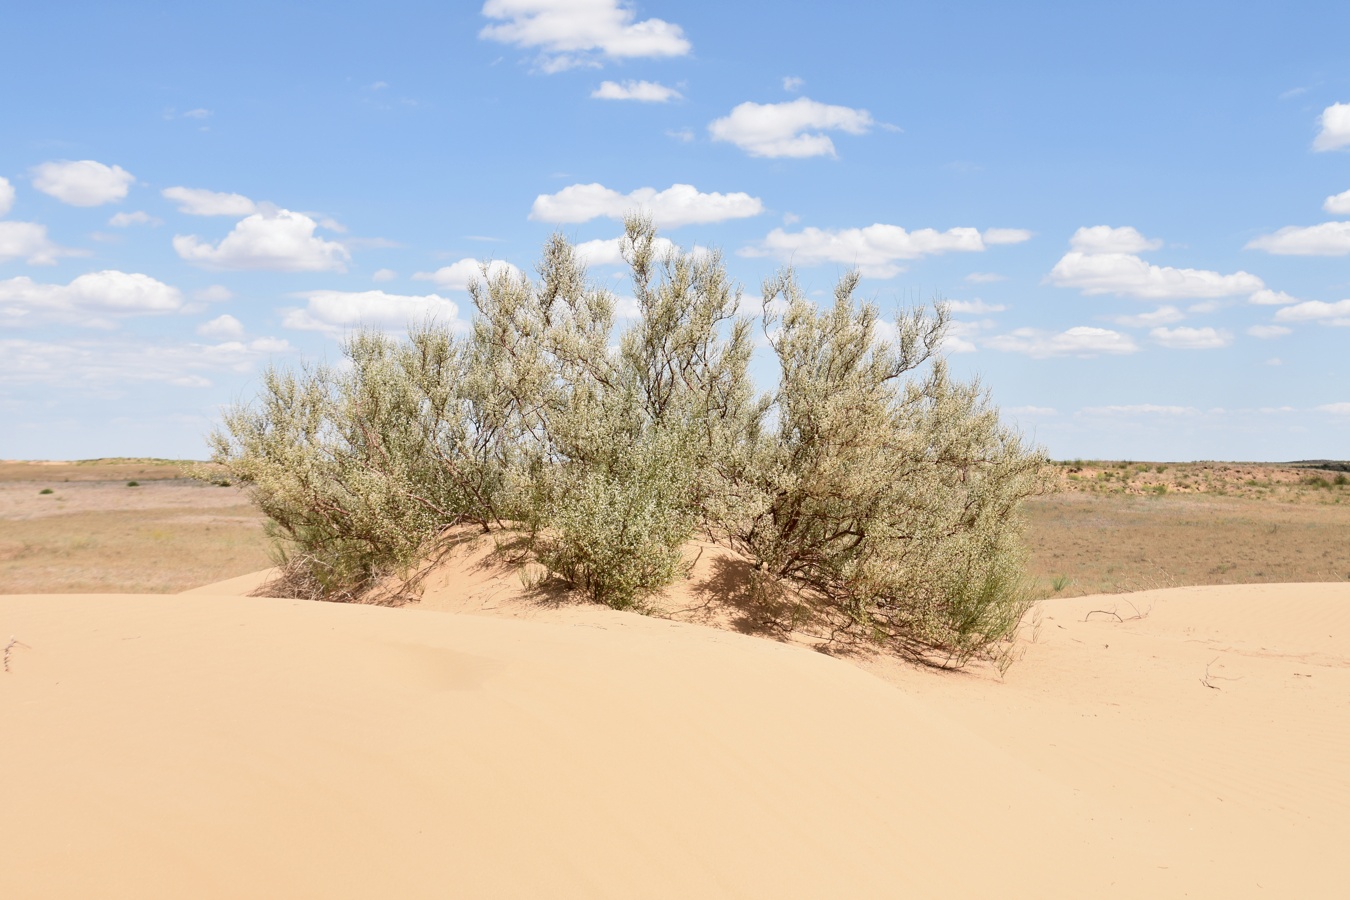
[1083,599,1151,623]
[1200,656,1243,691]
[3,637,31,673]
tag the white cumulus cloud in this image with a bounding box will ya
[1273,298,1350,325]
[742,224,1028,279]
[0,176,14,217]
[1246,221,1350,256]
[0,222,81,265]
[284,290,462,336]
[479,0,690,71]
[530,182,763,229]
[0,271,183,328]
[984,326,1139,358]
[412,258,524,291]
[591,80,681,102]
[372,268,398,282]
[1323,188,1350,215]
[1052,226,1263,299]
[1068,225,1162,254]
[197,314,245,339]
[1048,251,1263,299]
[1149,326,1232,349]
[1247,324,1291,339]
[571,236,688,267]
[573,237,628,267]
[162,186,259,217]
[174,209,350,272]
[782,76,804,92]
[708,98,875,159]
[31,160,135,206]
[1313,102,1350,152]
[1316,402,1350,415]
[1249,288,1299,306]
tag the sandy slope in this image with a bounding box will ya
[3,578,1347,897]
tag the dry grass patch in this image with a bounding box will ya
[1027,460,1350,597]
[0,459,269,594]
[0,509,269,594]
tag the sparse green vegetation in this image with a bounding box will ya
[38,488,53,495]
[210,219,1049,663]
[126,481,140,488]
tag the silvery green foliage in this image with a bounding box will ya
[537,426,695,609]
[212,219,1048,661]
[468,217,754,606]
[713,269,1049,661]
[208,327,504,601]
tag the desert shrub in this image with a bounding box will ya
[207,329,510,601]
[212,217,1049,663]
[462,219,755,607]
[704,268,1049,662]
[536,427,695,609]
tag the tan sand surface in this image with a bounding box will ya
[3,578,1347,897]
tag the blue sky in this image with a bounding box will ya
[2,0,1349,461]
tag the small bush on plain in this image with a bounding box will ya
[210,216,1049,663]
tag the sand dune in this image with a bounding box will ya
[3,576,1347,896]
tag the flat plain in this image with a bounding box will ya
[2,457,1348,597]
[0,459,270,594]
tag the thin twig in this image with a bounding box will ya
[1084,600,1152,623]
[3,637,31,673]
[1200,656,1242,690]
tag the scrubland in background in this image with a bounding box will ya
[5,458,1347,600]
